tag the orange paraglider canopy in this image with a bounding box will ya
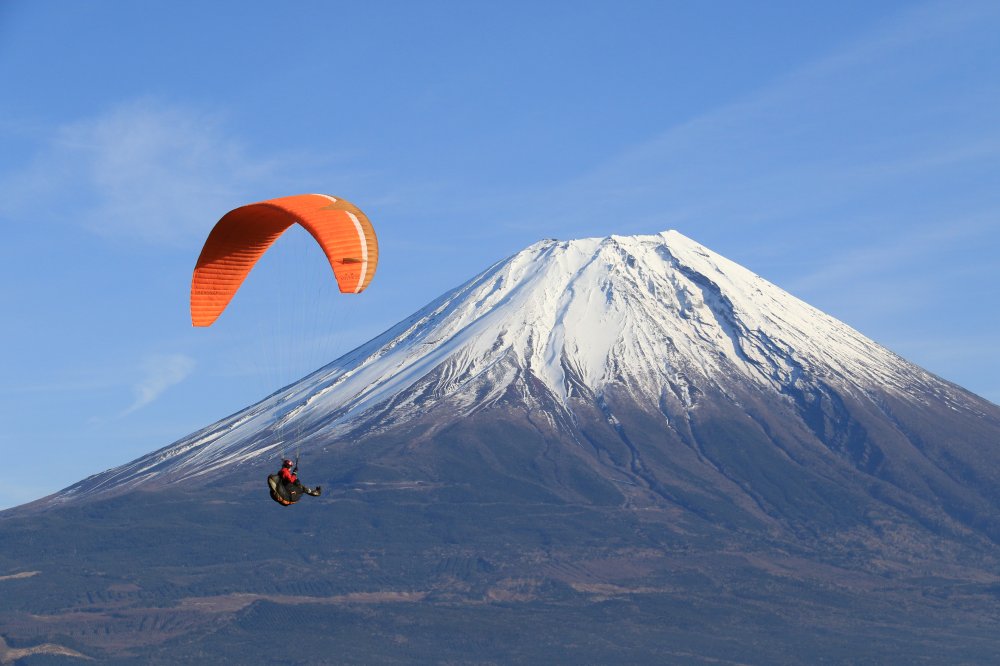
[190,194,377,327]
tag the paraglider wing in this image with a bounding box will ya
[190,194,378,327]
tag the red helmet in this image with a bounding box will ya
[282,459,294,468]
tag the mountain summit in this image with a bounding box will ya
[4,230,1000,663]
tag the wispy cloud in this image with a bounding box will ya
[120,353,196,416]
[786,213,996,294]
[0,99,307,246]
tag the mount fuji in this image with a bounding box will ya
[3,230,999,663]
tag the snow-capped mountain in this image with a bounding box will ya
[50,230,998,514]
[8,229,1000,662]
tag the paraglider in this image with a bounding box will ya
[267,458,321,506]
[190,193,378,327]
[191,194,378,506]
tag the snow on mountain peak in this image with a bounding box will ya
[240,228,932,440]
[341,229,906,404]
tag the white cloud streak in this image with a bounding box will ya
[785,213,996,295]
[0,99,300,246]
[121,353,196,416]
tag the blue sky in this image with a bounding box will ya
[1,1,998,510]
